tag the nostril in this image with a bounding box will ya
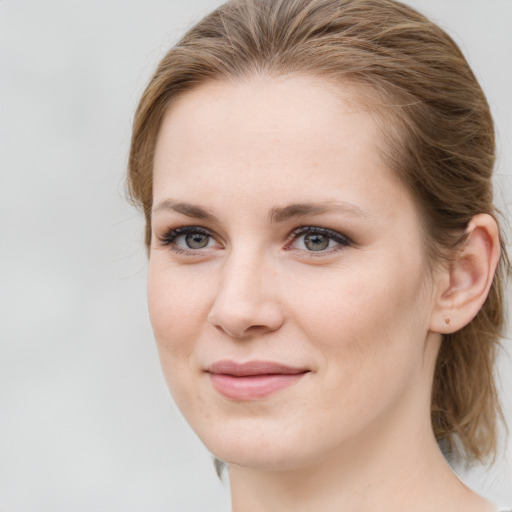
[214,323,269,339]
[207,293,285,339]
[208,307,283,339]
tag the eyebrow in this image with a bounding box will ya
[152,199,216,221]
[152,199,369,223]
[269,201,368,223]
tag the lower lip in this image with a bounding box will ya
[209,373,307,400]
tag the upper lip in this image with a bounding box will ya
[206,360,309,377]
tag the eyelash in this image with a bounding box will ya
[157,225,352,257]
[158,226,216,256]
[286,226,352,256]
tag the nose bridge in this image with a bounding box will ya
[208,244,283,338]
[223,245,264,299]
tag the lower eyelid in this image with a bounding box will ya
[292,242,347,254]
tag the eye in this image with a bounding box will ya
[158,226,218,253]
[288,226,351,254]
[180,232,212,249]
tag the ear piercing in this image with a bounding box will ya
[444,318,451,326]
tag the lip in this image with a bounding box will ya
[206,360,310,400]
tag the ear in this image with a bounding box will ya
[430,214,500,334]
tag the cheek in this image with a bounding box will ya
[147,264,211,420]
[290,255,431,403]
[147,259,211,369]
[292,255,428,341]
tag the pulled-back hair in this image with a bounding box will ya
[127,0,509,463]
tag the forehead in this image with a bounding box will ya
[156,75,374,139]
[152,75,412,224]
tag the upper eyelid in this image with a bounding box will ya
[161,225,214,237]
[157,225,216,246]
[289,225,352,243]
[160,224,347,237]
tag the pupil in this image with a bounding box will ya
[185,233,209,249]
[304,233,329,251]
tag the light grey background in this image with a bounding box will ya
[1,1,511,511]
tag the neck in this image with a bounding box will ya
[229,430,471,512]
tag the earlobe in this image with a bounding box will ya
[430,214,500,334]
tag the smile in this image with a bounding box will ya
[206,360,310,400]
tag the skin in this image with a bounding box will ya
[148,75,499,512]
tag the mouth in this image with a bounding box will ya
[205,360,310,400]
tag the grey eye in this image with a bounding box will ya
[290,227,351,253]
[185,232,211,249]
[303,233,330,251]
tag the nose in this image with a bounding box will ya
[207,251,285,339]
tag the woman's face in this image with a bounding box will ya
[149,76,442,470]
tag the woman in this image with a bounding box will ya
[127,0,510,510]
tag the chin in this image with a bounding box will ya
[213,444,315,472]
[195,416,342,472]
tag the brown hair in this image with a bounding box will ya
[127,0,509,463]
